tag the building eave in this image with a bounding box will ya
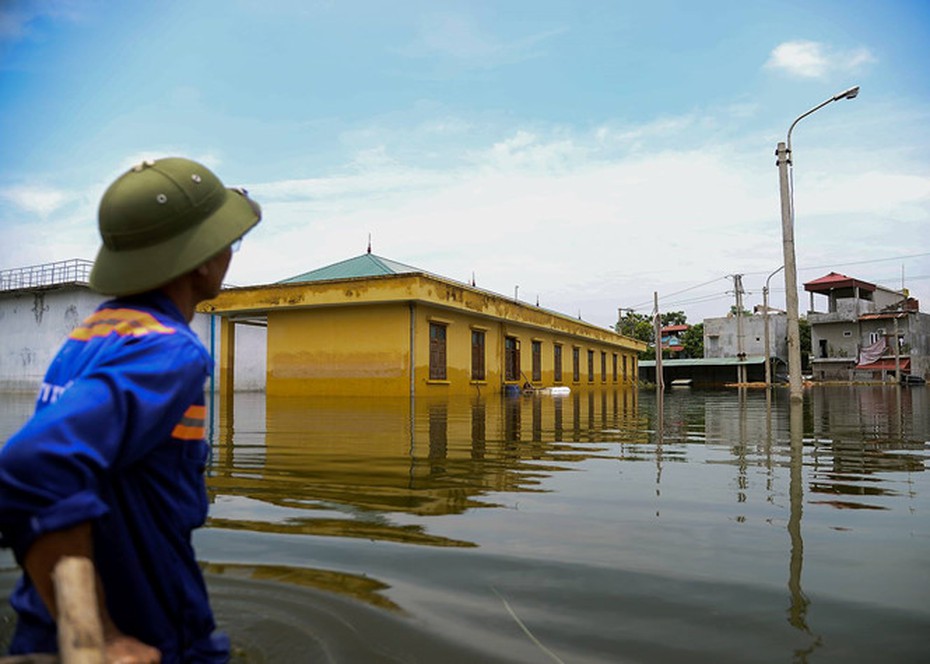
[200,272,647,352]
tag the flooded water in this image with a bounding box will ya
[1,386,929,663]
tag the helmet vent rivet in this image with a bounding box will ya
[156,194,168,204]
[191,174,202,184]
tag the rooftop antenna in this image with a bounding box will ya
[367,233,372,254]
[471,271,476,287]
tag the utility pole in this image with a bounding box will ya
[617,307,636,334]
[776,85,859,401]
[764,265,785,389]
[654,292,664,391]
[731,274,747,384]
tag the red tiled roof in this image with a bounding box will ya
[859,312,907,321]
[855,358,910,371]
[804,272,876,294]
[661,325,690,332]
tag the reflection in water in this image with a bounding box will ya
[787,399,819,660]
[208,391,646,550]
[202,561,400,612]
[2,385,926,662]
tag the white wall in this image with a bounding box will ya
[703,314,787,360]
[0,286,103,391]
[190,315,267,391]
[0,285,266,392]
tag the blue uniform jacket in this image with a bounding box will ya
[0,293,228,662]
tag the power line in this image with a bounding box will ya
[626,275,729,309]
[744,251,930,277]
[621,253,930,314]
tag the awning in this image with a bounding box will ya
[855,358,910,372]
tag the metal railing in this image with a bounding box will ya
[0,259,93,291]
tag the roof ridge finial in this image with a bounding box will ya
[367,233,372,254]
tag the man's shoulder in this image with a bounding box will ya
[58,299,211,373]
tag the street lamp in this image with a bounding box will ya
[763,264,784,389]
[776,85,859,401]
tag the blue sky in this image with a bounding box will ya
[1,0,928,327]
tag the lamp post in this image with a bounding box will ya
[776,85,859,401]
[763,264,784,389]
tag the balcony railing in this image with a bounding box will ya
[0,259,93,292]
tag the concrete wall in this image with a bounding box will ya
[909,313,930,379]
[810,312,930,381]
[0,285,103,391]
[192,314,267,391]
[808,284,904,316]
[703,314,787,360]
[265,299,640,397]
[0,284,266,392]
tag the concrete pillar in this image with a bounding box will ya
[218,317,236,426]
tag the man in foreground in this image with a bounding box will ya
[0,157,261,663]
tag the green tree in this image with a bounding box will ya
[616,312,655,360]
[617,311,695,360]
[799,317,811,371]
[681,323,704,358]
[660,311,688,327]
[728,305,752,317]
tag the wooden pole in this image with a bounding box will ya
[654,292,664,391]
[53,557,105,664]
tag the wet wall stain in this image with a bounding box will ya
[32,293,48,325]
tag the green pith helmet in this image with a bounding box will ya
[89,157,261,296]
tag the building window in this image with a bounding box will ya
[429,323,447,379]
[588,350,595,382]
[612,354,618,381]
[600,352,607,382]
[554,344,563,382]
[505,336,520,381]
[471,330,486,380]
[532,340,542,382]
[572,347,580,382]
[622,355,627,381]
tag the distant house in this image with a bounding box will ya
[660,324,689,357]
[639,307,791,386]
[805,272,929,381]
[703,313,787,362]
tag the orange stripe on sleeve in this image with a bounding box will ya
[172,424,206,440]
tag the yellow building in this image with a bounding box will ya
[200,253,645,397]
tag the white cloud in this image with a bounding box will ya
[765,40,876,79]
[5,107,927,328]
[223,114,928,327]
[1,185,71,216]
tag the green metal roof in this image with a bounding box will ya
[640,356,768,367]
[278,253,425,284]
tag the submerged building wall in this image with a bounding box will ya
[0,283,265,393]
[204,272,645,398]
